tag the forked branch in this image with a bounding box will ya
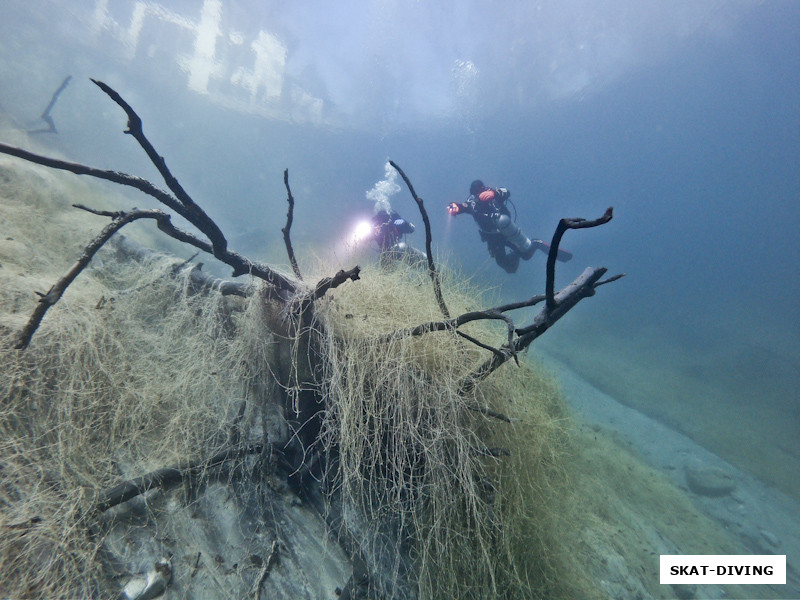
[459,266,613,396]
[1,79,370,348]
[12,206,185,350]
[546,207,613,308]
[90,78,229,258]
[0,142,296,290]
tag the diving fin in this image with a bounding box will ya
[532,239,573,262]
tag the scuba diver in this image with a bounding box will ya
[447,180,572,273]
[363,208,427,265]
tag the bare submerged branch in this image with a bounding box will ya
[0,143,298,292]
[493,294,547,314]
[596,273,626,287]
[281,168,303,280]
[389,161,450,319]
[90,78,230,258]
[13,207,177,349]
[546,207,613,309]
[460,266,608,395]
[310,267,361,303]
[0,142,188,216]
[92,443,263,515]
[377,309,511,341]
[455,331,508,363]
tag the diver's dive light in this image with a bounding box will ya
[352,220,374,244]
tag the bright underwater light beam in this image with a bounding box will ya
[351,220,374,244]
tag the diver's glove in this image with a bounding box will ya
[447,202,460,215]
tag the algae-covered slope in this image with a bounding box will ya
[0,154,341,597]
[317,262,592,598]
[0,150,584,598]
[0,142,756,599]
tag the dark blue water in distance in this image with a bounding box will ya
[1,0,798,512]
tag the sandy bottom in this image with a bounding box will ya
[539,312,800,501]
[537,350,800,598]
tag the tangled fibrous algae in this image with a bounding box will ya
[0,155,604,599]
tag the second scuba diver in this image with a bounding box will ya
[368,208,426,265]
[447,179,572,273]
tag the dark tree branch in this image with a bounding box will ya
[310,267,361,303]
[454,331,507,362]
[0,143,298,292]
[75,204,213,255]
[13,207,179,349]
[379,309,514,345]
[3,81,369,310]
[11,202,262,349]
[281,169,303,280]
[92,443,263,515]
[596,273,626,287]
[494,294,547,314]
[90,79,229,258]
[0,142,187,215]
[546,207,613,309]
[389,161,450,319]
[459,266,609,395]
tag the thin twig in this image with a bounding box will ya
[281,169,303,280]
[378,309,514,363]
[493,294,547,314]
[379,309,511,341]
[596,273,626,287]
[191,552,202,578]
[455,331,507,362]
[13,207,174,349]
[0,143,297,290]
[389,161,450,318]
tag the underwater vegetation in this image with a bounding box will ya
[0,83,758,599]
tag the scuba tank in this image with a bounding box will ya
[494,214,533,255]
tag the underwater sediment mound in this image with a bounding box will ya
[0,156,603,599]
[2,138,763,599]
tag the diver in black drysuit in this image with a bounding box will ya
[448,180,572,273]
[370,209,426,265]
[372,209,414,250]
[447,180,532,273]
